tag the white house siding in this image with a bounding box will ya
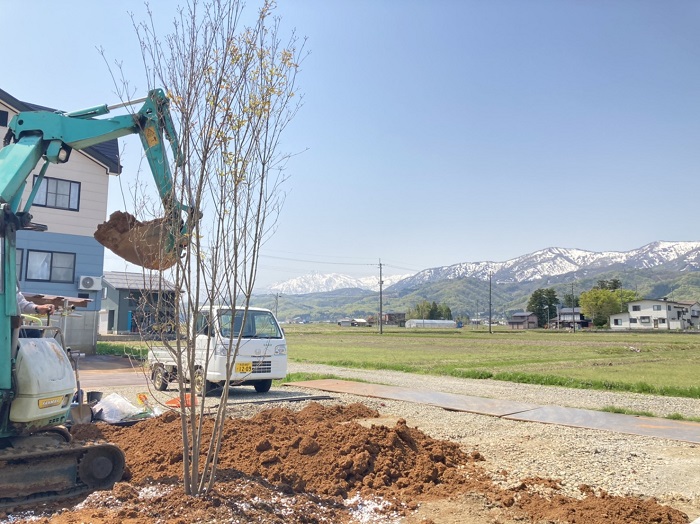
[19,153,110,237]
[610,312,631,329]
[610,299,694,330]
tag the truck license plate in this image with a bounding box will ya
[235,362,252,373]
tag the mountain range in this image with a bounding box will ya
[254,241,700,321]
[266,272,411,294]
[267,241,700,294]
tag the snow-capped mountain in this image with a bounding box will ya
[267,272,411,294]
[262,241,700,295]
[391,241,700,291]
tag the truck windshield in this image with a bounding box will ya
[218,309,283,339]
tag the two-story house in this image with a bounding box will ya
[1,87,120,351]
[610,298,700,330]
[508,312,538,329]
[553,307,590,329]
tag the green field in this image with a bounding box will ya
[97,324,700,398]
[282,324,700,398]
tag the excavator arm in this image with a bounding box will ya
[1,88,196,270]
[0,89,196,508]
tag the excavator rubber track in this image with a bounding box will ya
[0,438,125,510]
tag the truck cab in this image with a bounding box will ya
[149,306,288,395]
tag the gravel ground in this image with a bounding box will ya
[98,362,700,520]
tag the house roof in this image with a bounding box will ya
[512,311,535,318]
[103,271,178,292]
[628,298,685,307]
[0,87,121,174]
[559,307,581,313]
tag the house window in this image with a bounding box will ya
[0,110,7,127]
[16,248,23,280]
[26,250,75,282]
[613,319,622,326]
[102,287,108,299]
[668,305,672,311]
[659,318,666,324]
[33,176,80,211]
[640,316,651,323]
[630,318,638,323]
[653,305,662,311]
[632,305,641,311]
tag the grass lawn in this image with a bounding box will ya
[97,323,700,398]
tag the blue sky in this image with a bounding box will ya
[2,1,699,289]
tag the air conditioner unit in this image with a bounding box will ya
[78,275,102,291]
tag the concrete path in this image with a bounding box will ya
[287,379,700,445]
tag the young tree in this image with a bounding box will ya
[526,288,558,328]
[580,287,638,327]
[123,0,304,497]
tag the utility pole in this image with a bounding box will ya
[274,293,281,317]
[378,259,384,335]
[571,282,575,333]
[488,272,492,334]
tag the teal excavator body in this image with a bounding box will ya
[0,89,197,508]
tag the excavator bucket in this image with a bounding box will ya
[94,211,185,270]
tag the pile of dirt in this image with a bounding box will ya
[3,403,690,523]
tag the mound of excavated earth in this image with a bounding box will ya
[3,403,689,524]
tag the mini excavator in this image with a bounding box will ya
[0,89,197,507]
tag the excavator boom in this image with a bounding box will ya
[2,88,196,269]
[0,88,196,506]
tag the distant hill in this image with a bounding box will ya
[252,241,700,322]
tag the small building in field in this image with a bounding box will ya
[405,319,457,329]
[381,312,406,327]
[337,318,370,327]
[508,312,538,330]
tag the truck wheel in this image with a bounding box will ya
[152,366,169,391]
[254,379,272,393]
[193,369,212,396]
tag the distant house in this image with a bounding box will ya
[100,271,179,334]
[381,312,406,327]
[405,319,457,329]
[337,318,370,327]
[610,298,700,330]
[553,307,590,330]
[508,312,537,330]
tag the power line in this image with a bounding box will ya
[260,254,376,266]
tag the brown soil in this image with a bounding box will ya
[2,403,689,523]
[93,210,181,270]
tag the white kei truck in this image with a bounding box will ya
[148,306,288,395]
